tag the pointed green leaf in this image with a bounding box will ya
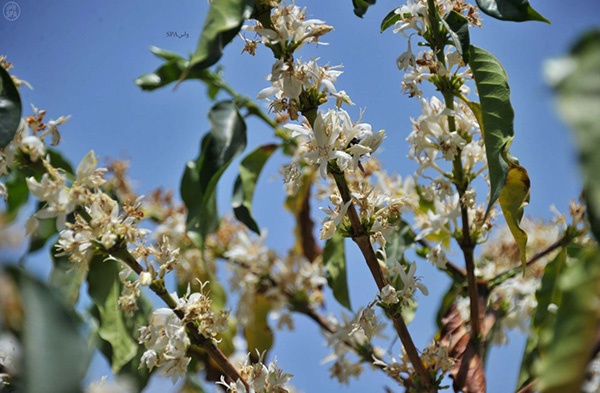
[181,101,247,248]
[324,232,352,311]
[517,248,566,389]
[232,144,278,234]
[49,251,86,305]
[0,65,22,149]
[183,0,254,79]
[87,256,138,374]
[536,246,600,393]
[475,0,549,23]
[380,8,401,32]
[353,0,377,18]
[468,45,516,216]
[3,170,29,222]
[548,29,600,242]
[135,47,222,93]
[9,267,89,393]
[444,11,470,62]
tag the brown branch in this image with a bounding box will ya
[330,167,436,392]
[488,235,570,290]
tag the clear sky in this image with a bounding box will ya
[2,1,599,392]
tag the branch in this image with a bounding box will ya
[487,234,572,290]
[111,247,249,389]
[329,167,436,392]
[443,92,482,347]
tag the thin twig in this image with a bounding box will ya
[488,235,570,290]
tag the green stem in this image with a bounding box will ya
[443,92,482,346]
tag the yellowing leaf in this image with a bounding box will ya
[499,163,530,268]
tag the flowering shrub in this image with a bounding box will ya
[1,1,600,393]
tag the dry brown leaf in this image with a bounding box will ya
[439,303,487,393]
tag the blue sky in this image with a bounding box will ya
[2,1,599,392]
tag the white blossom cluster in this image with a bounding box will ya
[373,341,455,386]
[138,284,230,383]
[217,353,293,393]
[321,306,387,385]
[0,104,69,202]
[223,227,326,330]
[393,0,480,97]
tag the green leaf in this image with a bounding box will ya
[0,65,22,149]
[549,29,600,242]
[444,11,470,62]
[181,101,247,248]
[9,266,89,393]
[498,163,530,267]
[3,170,29,222]
[232,144,278,234]
[475,0,549,23]
[47,148,75,176]
[324,232,352,311]
[243,293,274,361]
[49,250,87,305]
[382,220,415,269]
[87,256,138,374]
[28,215,58,253]
[182,0,254,80]
[517,249,567,390]
[468,45,516,216]
[353,0,377,18]
[536,246,600,393]
[380,8,401,32]
[136,47,222,93]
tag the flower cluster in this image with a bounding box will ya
[378,261,429,309]
[139,284,230,382]
[218,353,294,393]
[0,103,69,202]
[393,0,480,97]
[285,109,384,184]
[373,341,454,387]
[222,225,326,330]
[138,307,191,383]
[322,306,386,385]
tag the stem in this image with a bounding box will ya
[329,167,435,392]
[487,234,572,290]
[443,93,482,345]
[110,246,249,389]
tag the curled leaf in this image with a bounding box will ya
[439,303,487,393]
[498,161,530,268]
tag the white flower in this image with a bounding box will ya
[426,243,448,269]
[397,263,429,297]
[380,284,400,305]
[20,135,45,161]
[76,150,107,188]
